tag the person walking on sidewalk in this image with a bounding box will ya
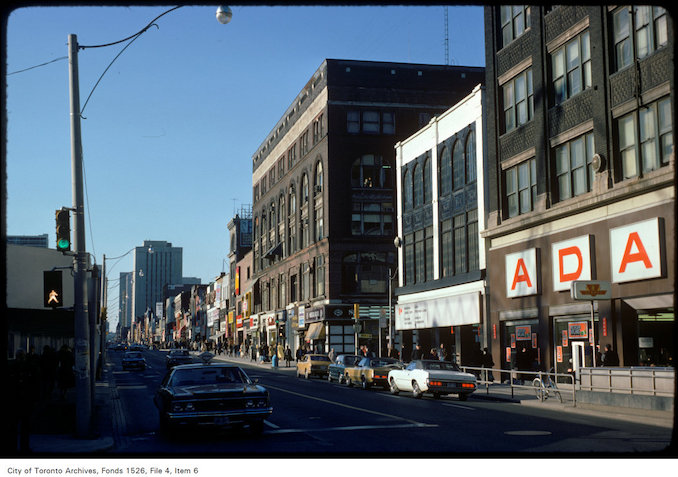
[284,346,292,367]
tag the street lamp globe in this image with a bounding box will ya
[216,6,232,24]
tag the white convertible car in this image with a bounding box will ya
[387,360,477,400]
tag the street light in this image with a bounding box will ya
[67,6,232,437]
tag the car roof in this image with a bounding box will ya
[171,362,239,371]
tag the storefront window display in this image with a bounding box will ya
[637,309,674,367]
[502,319,539,374]
[553,315,596,376]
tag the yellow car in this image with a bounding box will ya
[296,354,332,379]
[344,357,404,390]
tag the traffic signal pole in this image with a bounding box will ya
[68,34,92,438]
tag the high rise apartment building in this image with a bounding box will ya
[132,240,183,323]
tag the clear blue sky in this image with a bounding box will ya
[5,4,485,328]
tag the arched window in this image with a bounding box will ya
[301,174,309,203]
[315,161,323,194]
[403,169,413,210]
[466,130,476,183]
[288,184,296,215]
[413,163,423,208]
[439,146,451,196]
[453,139,464,190]
[423,157,431,204]
[278,194,285,224]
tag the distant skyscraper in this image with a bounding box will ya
[132,240,183,322]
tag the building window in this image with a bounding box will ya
[300,130,310,157]
[290,274,297,302]
[313,114,325,144]
[314,161,324,241]
[301,263,310,301]
[467,209,479,272]
[466,131,477,183]
[500,5,531,48]
[314,255,325,297]
[347,111,360,133]
[453,214,467,275]
[287,144,297,170]
[613,6,668,72]
[403,169,413,211]
[347,110,396,134]
[278,157,285,180]
[278,273,286,309]
[341,253,392,294]
[363,111,380,134]
[404,233,414,286]
[351,202,393,236]
[383,112,395,134]
[503,69,533,133]
[288,185,297,254]
[351,154,392,189]
[440,219,453,278]
[555,132,595,201]
[552,31,591,105]
[453,140,465,191]
[423,158,432,204]
[439,146,452,196]
[505,158,536,218]
[413,164,423,208]
[618,96,673,179]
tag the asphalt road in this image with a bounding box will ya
[107,349,673,456]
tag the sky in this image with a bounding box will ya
[4,4,486,329]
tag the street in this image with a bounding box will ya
[105,349,673,456]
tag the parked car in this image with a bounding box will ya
[296,354,331,379]
[344,357,404,390]
[327,354,362,384]
[166,349,194,369]
[387,360,477,400]
[130,344,144,351]
[154,353,272,435]
[122,351,146,371]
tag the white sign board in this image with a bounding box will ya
[552,235,592,291]
[610,217,662,283]
[505,248,538,297]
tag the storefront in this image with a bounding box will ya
[489,206,674,373]
[396,282,485,364]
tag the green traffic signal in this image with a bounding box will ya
[55,209,71,252]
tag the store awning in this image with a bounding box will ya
[305,322,325,341]
[264,242,283,258]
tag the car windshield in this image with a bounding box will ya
[125,352,142,359]
[170,367,250,387]
[342,356,360,366]
[170,350,189,357]
[370,358,400,367]
[422,361,460,371]
[310,355,328,361]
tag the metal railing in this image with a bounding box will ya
[578,366,675,397]
[460,366,577,406]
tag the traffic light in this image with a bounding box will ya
[55,209,71,252]
[44,270,63,308]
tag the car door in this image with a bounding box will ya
[395,361,417,390]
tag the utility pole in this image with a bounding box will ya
[68,33,92,437]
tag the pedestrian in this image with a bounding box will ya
[9,349,40,454]
[438,344,448,361]
[328,348,336,362]
[601,344,620,367]
[57,344,75,399]
[427,348,438,360]
[411,344,422,360]
[285,346,292,367]
[481,347,495,382]
[251,345,257,362]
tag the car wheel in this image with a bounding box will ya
[305,369,310,380]
[327,372,333,382]
[338,373,346,385]
[412,381,423,399]
[389,378,399,395]
[361,377,369,390]
[458,393,469,401]
[345,375,353,387]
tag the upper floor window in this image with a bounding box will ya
[300,130,310,157]
[453,140,465,191]
[552,31,591,105]
[613,6,668,72]
[351,155,392,189]
[301,174,309,204]
[439,146,452,196]
[288,185,296,215]
[618,96,673,179]
[555,132,595,202]
[413,164,423,208]
[403,169,413,210]
[505,158,536,218]
[347,110,396,135]
[465,131,477,183]
[503,68,533,133]
[500,5,531,48]
[313,114,325,144]
[314,161,323,195]
[287,144,297,170]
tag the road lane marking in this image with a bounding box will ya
[264,383,431,427]
[442,403,476,410]
[266,422,437,434]
[504,430,552,436]
[117,385,148,390]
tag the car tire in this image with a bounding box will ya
[327,372,333,382]
[361,377,369,390]
[345,375,353,387]
[412,381,423,399]
[389,378,399,395]
[339,374,346,385]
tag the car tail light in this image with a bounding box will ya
[428,380,442,387]
[462,383,475,389]
[375,375,386,379]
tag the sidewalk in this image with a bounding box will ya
[16,363,116,455]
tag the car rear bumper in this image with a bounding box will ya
[164,408,273,427]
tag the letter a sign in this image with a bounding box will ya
[610,218,662,283]
[506,248,538,297]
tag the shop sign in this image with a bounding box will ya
[610,218,662,283]
[395,292,480,330]
[250,315,259,328]
[552,235,592,291]
[531,332,538,349]
[562,330,568,347]
[515,325,531,340]
[306,306,325,324]
[505,248,538,297]
[298,306,305,328]
[236,315,243,328]
[557,346,563,362]
[510,334,516,348]
[571,280,612,300]
[505,347,511,362]
[568,321,588,339]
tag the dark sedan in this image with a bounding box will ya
[166,349,193,369]
[154,356,272,435]
[122,351,146,371]
[327,354,362,384]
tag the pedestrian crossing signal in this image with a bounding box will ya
[44,270,63,308]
